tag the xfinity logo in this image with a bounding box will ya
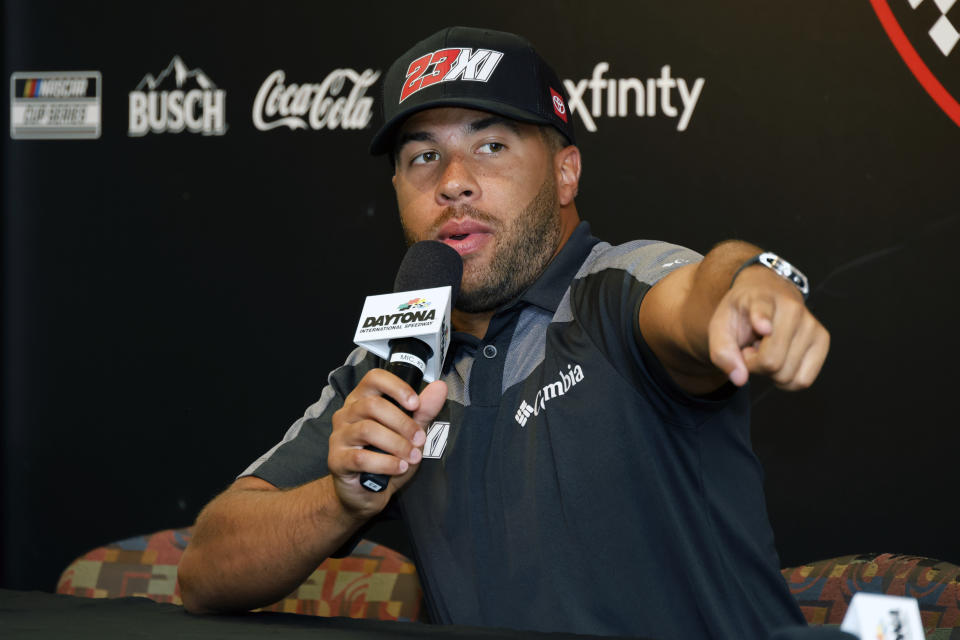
[515,364,585,427]
[563,63,705,132]
[400,47,504,102]
[128,56,227,137]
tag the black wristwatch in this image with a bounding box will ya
[733,252,810,299]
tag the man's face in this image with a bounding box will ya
[392,107,562,313]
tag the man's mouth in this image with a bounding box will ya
[436,220,494,256]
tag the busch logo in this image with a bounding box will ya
[253,68,380,131]
[400,48,504,103]
[514,364,585,427]
[128,56,226,136]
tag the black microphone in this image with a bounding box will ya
[360,241,462,493]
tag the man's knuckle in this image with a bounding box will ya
[757,352,780,371]
[350,448,368,469]
[770,368,790,384]
[356,419,378,442]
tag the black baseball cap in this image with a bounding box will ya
[370,26,575,155]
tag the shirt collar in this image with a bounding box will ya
[515,220,599,313]
[449,221,599,352]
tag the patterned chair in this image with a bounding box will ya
[55,527,424,621]
[58,531,960,635]
[781,553,960,638]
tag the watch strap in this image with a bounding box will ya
[732,252,810,299]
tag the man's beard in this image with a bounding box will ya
[401,171,561,313]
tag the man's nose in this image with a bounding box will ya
[436,156,480,205]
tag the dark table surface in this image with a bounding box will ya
[0,588,646,639]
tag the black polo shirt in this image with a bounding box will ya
[243,222,806,639]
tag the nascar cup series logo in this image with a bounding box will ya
[253,68,379,131]
[128,56,227,137]
[10,71,101,139]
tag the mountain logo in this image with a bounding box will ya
[870,0,960,127]
[128,56,227,136]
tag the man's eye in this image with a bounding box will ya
[411,151,439,165]
[478,142,505,154]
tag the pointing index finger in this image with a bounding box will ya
[748,296,775,337]
[708,306,750,386]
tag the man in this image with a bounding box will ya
[178,27,830,639]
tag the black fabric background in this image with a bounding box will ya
[3,0,958,592]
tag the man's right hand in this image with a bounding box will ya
[328,369,447,517]
[179,369,446,614]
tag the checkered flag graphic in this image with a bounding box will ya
[909,0,960,55]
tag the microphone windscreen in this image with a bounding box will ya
[394,241,463,304]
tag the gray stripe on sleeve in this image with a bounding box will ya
[554,240,701,324]
[500,240,703,392]
[577,240,700,283]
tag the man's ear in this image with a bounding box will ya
[555,145,582,207]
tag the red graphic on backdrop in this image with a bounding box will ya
[870,0,960,127]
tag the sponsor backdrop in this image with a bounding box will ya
[3,0,958,591]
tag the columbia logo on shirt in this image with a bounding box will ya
[514,364,585,426]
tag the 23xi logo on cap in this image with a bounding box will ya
[400,48,504,103]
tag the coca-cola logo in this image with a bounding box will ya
[252,68,380,131]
